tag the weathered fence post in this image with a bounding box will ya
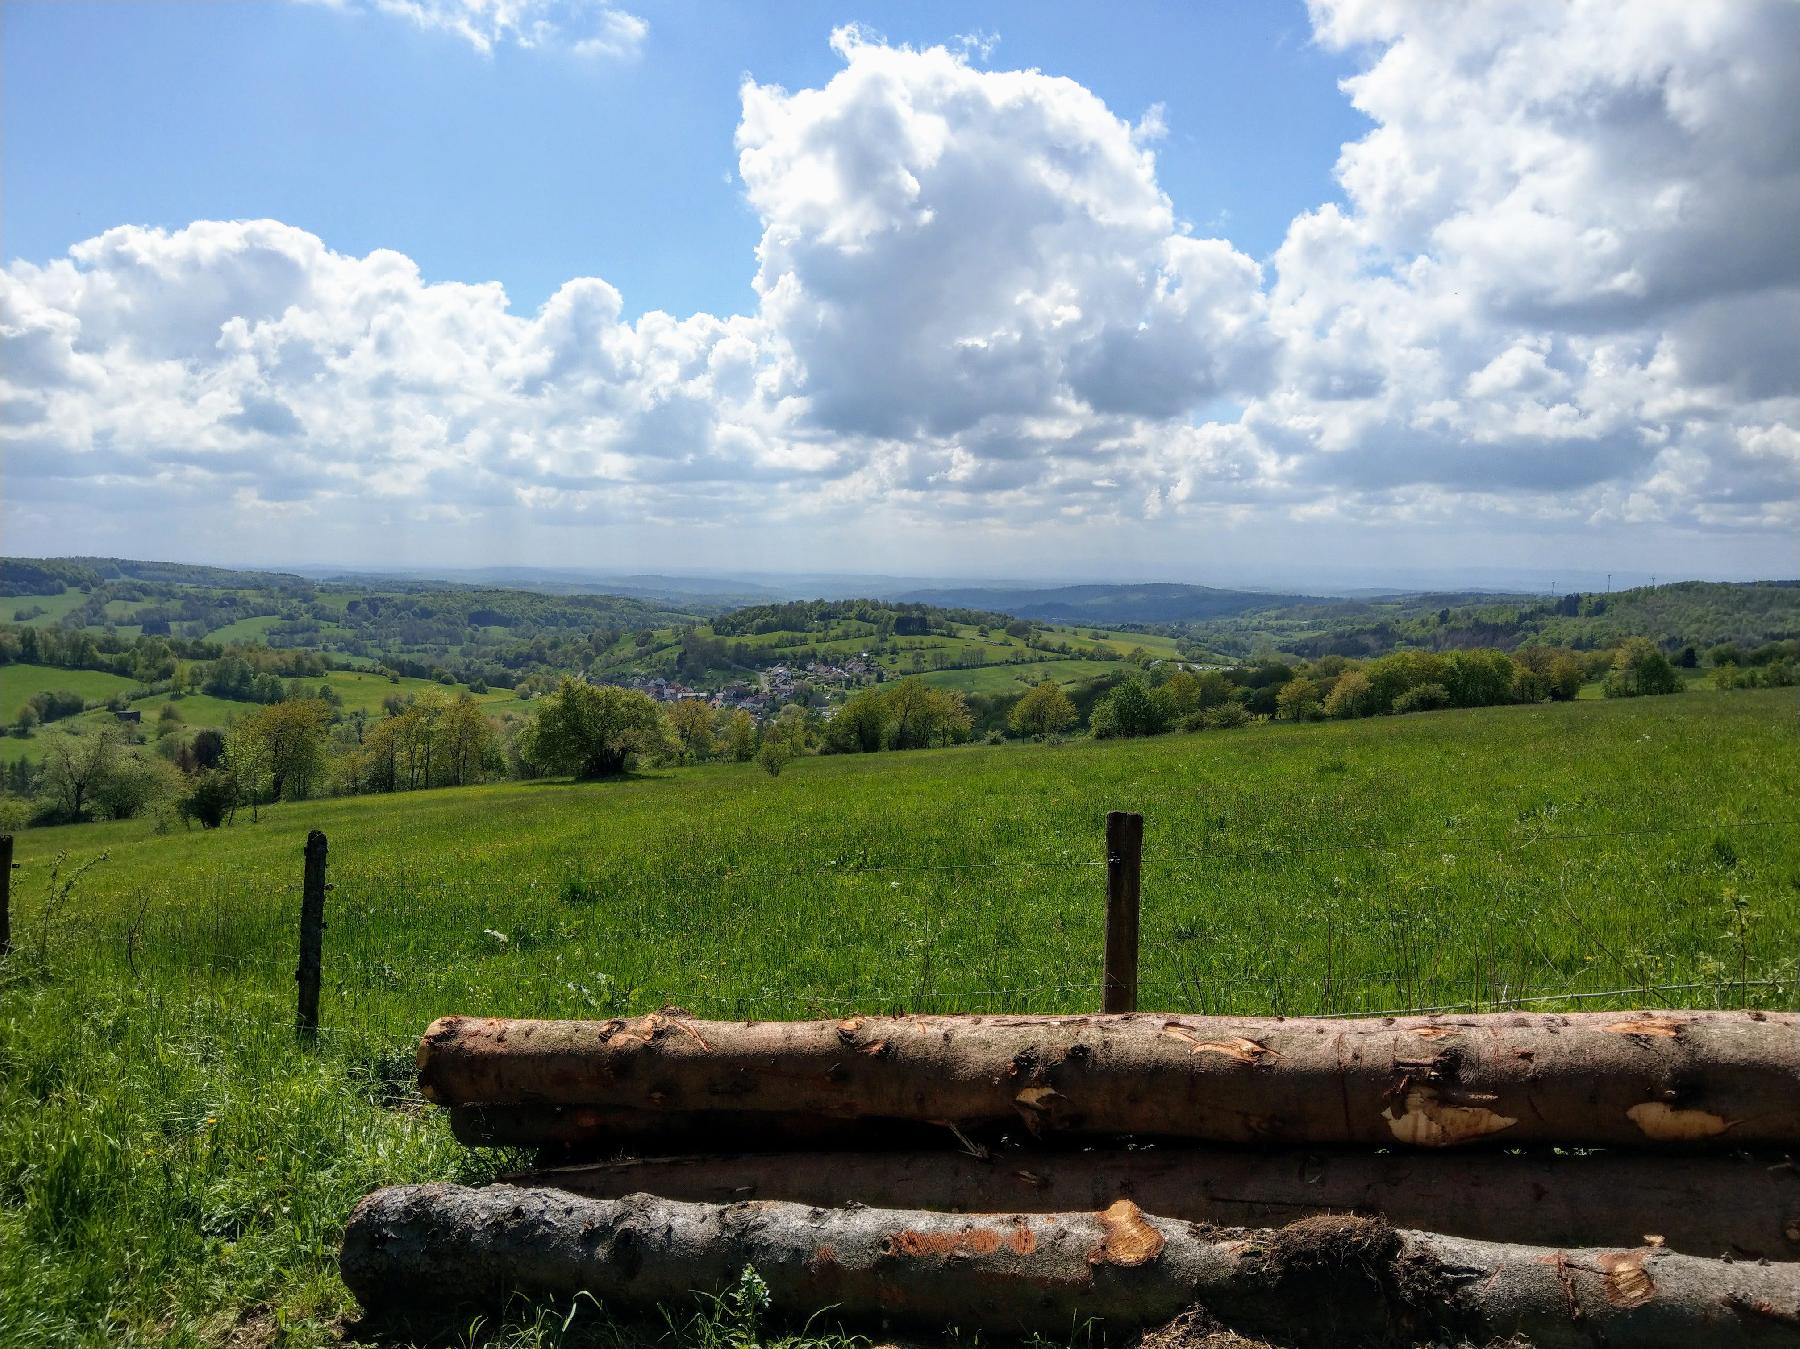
[0,833,12,958]
[297,830,327,1042]
[1103,811,1143,1013]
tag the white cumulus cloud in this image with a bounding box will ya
[4,5,1797,563]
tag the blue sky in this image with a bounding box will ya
[5,2,1364,318]
[3,1,1795,583]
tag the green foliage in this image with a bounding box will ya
[824,678,971,753]
[176,768,237,829]
[1008,681,1077,739]
[1603,637,1684,699]
[1154,579,1800,662]
[1198,701,1252,731]
[232,698,333,801]
[37,726,127,823]
[665,699,720,765]
[1323,670,1374,719]
[756,737,788,777]
[1713,659,1798,690]
[519,679,665,779]
[0,689,1796,1344]
[721,709,758,763]
[1089,679,1165,738]
[1391,682,1451,714]
[1275,677,1324,721]
[825,688,891,753]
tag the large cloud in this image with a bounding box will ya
[739,28,1271,439]
[4,5,1796,560]
[1243,0,1800,530]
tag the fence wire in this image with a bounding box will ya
[5,809,1797,1052]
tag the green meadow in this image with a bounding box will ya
[1,687,1796,1346]
[919,657,1122,694]
[0,666,517,771]
[0,663,142,708]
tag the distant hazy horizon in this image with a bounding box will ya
[5,551,1786,602]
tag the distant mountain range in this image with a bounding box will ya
[896,582,1323,624]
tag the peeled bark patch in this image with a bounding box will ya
[1607,1018,1686,1039]
[1161,1026,1280,1063]
[1094,1199,1165,1267]
[1382,1087,1518,1146]
[1627,1101,1733,1141]
[341,1185,1800,1347]
[1599,1249,1657,1309]
[416,1010,1800,1150]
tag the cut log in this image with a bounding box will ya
[341,1184,1800,1346]
[449,1102,952,1154]
[416,1010,1800,1149]
[505,1148,1800,1260]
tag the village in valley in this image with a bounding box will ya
[615,654,881,715]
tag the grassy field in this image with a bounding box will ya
[607,613,1172,692]
[315,670,519,717]
[1,688,1796,1346]
[0,668,518,772]
[3,590,90,626]
[919,657,1122,694]
[205,614,284,644]
[0,663,142,711]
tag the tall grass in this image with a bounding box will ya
[1,688,1795,1345]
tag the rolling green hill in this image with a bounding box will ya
[1,686,1794,1346]
[899,581,1316,623]
[0,662,141,709]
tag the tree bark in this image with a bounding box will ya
[504,1147,1800,1260]
[341,1184,1800,1347]
[449,1102,952,1154]
[416,1010,1800,1149]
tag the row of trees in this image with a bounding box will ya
[1078,640,1686,743]
[2,627,1771,832]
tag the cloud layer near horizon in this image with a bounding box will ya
[5,2,1797,560]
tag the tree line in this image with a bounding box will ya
[4,633,1791,833]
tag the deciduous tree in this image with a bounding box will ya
[518,679,663,778]
[665,699,718,764]
[1008,681,1076,738]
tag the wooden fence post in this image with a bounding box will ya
[0,833,12,958]
[1103,811,1143,1013]
[297,830,327,1042]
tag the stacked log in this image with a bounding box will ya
[344,1186,1800,1348]
[416,1010,1800,1148]
[341,1009,1800,1344]
[503,1148,1800,1259]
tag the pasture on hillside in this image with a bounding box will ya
[0,662,141,708]
[3,590,92,626]
[0,665,514,771]
[1,687,1796,1346]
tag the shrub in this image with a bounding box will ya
[756,738,789,777]
[1392,682,1451,714]
[178,770,238,829]
[517,678,664,778]
[1603,638,1682,699]
[28,689,86,724]
[1202,701,1251,730]
[1324,670,1375,719]
[1089,680,1165,739]
[1275,677,1324,721]
[1008,682,1076,739]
